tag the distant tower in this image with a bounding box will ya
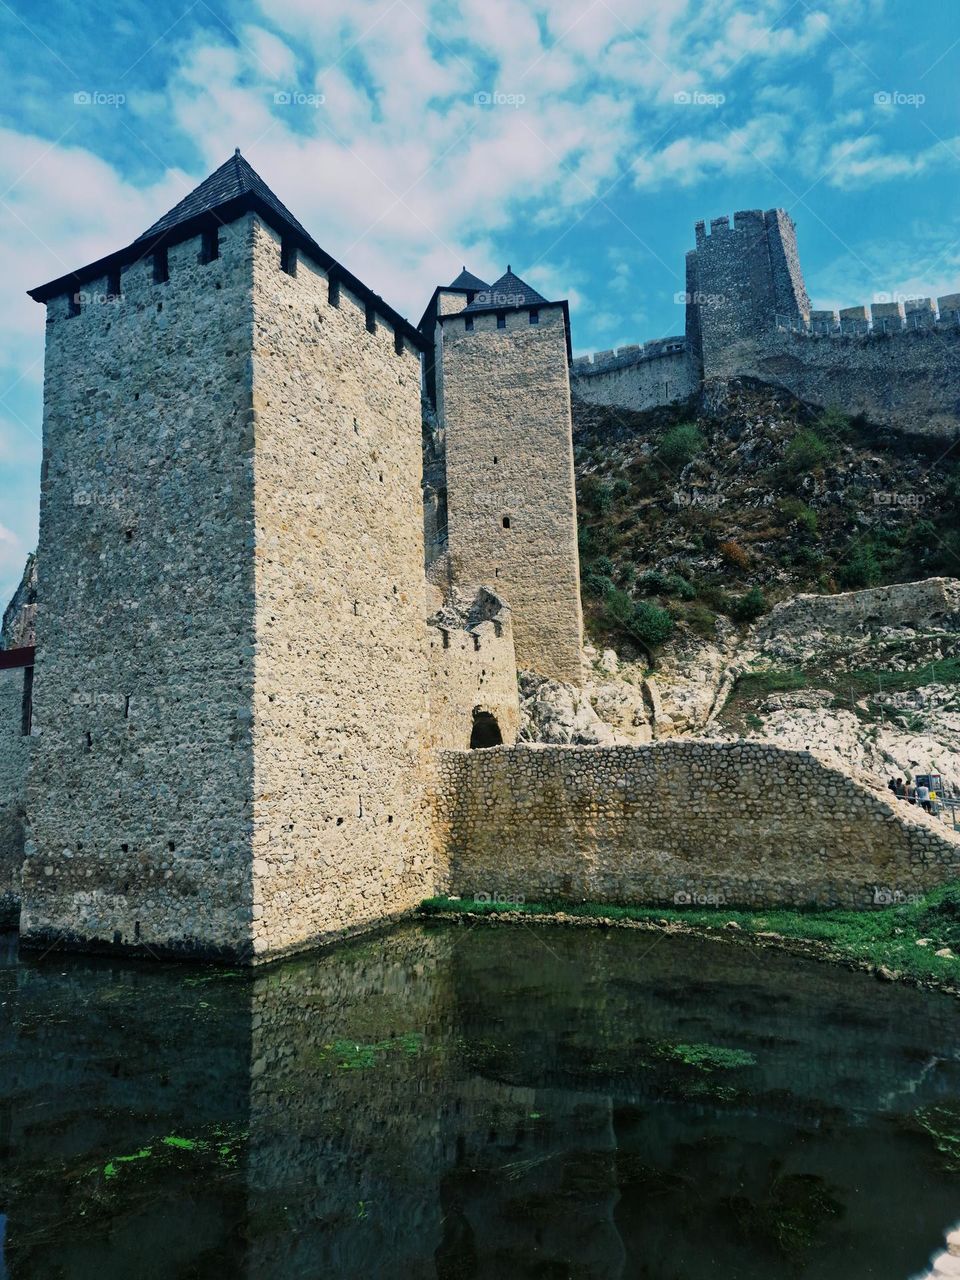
[22,152,434,961]
[428,268,583,685]
[685,208,810,376]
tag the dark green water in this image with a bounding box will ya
[0,921,959,1279]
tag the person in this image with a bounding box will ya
[888,777,898,796]
[895,777,906,798]
[906,783,918,804]
[917,781,931,813]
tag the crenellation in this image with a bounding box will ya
[839,305,870,335]
[871,300,905,332]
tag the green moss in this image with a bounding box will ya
[315,1032,426,1070]
[657,1042,756,1072]
[726,1173,843,1256]
[913,1103,960,1171]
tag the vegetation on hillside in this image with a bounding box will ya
[573,380,960,652]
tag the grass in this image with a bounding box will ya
[418,889,960,990]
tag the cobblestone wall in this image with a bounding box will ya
[0,667,29,923]
[435,742,960,909]
[248,220,437,959]
[439,305,583,684]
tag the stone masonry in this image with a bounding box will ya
[571,208,960,438]
[436,742,960,910]
[0,665,31,923]
[437,300,584,684]
[9,157,960,964]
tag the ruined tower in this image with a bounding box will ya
[23,152,436,961]
[428,269,583,685]
[685,208,810,376]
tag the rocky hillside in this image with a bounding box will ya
[573,378,960,655]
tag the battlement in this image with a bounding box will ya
[694,207,785,246]
[571,337,686,376]
[797,296,960,337]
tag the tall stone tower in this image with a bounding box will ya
[23,152,436,961]
[430,269,583,685]
[685,208,810,377]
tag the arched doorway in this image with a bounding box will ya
[470,709,503,749]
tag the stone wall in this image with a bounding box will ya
[439,304,583,684]
[741,323,960,438]
[751,577,960,652]
[570,343,698,413]
[22,215,259,958]
[0,666,30,923]
[248,219,437,959]
[426,587,520,750]
[435,742,960,910]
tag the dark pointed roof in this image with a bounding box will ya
[448,267,489,291]
[464,266,548,313]
[28,151,425,349]
[136,149,311,242]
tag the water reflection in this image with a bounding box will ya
[0,922,958,1278]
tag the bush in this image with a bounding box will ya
[582,570,613,598]
[577,525,597,556]
[604,587,674,646]
[658,424,705,469]
[594,554,615,576]
[719,539,751,570]
[818,405,851,436]
[579,474,614,514]
[637,570,695,600]
[784,429,832,474]
[779,497,819,536]
[731,586,768,623]
[837,544,880,589]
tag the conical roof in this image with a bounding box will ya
[448,267,489,291]
[464,266,548,312]
[136,149,311,242]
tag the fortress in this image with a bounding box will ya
[0,152,957,962]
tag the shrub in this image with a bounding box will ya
[837,544,880,589]
[594,554,615,576]
[582,570,613,598]
[577,525,597,555]
[779,497,819,536]
[638,570,696,600]
[784,429,832,474]
[731,586,768,623]
[604,587,674,646]
[719,539,750,570]
[658,423,705,469]
[818,405,851,436]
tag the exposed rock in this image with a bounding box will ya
[1,554,37,650]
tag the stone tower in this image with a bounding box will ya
[685,208,810,377]
[429,268,583,685]
[22,152,436,961]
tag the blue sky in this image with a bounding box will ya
[1,0,959,605]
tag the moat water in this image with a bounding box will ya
[1,921,959,1279]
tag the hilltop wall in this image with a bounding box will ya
[435,742,960,910]
[570,341,698,412]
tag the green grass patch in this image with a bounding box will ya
[419,890,960,989]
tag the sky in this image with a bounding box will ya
[1,0,959,605]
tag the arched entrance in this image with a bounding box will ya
[470,709,503,749]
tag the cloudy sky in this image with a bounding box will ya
[1,0,958,604]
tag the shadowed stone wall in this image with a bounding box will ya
[22,215,259,958]
[0,666,30,923]
[436,742,960,910]
[439,304,583,684]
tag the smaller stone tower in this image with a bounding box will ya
[686,208,810,377]
[431,268,583,686]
